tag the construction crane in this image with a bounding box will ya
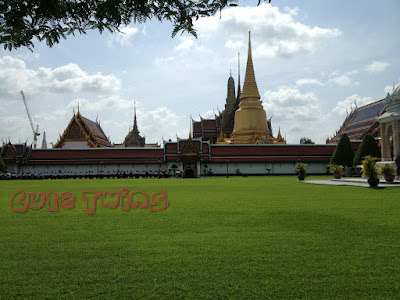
[20,90,40,148]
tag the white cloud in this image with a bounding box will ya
[155,56,175,65]
[329,70,359,86]
[225,40,244,49]
[175,37,195,51]
[384,85,393,94]
[201,110,216,119]
[296,78,323,86]
[330,74,352,86]
[107,26,139,47]
[195,3,341,58]
[365,61,390,73]
[263,86,324,143]
[16,52,40,61]
[332,94,374,118]
[0,56,121,98]
[67,96,133,113]
[0,115,32,144]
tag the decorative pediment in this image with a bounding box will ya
[181,137,200,154]
[54,112,99,148]
[1,145,15,159]
[64,121,87,140]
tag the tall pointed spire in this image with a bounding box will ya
[41,131,47,149]
[240,31,260,100]
[237,52,241,101]
[133,100,138,131]
[124,100,145,147]
[226,71,236,104]
[189,115,193,139]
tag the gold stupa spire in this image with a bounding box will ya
[277,127,283,140]
[240,31,260,100]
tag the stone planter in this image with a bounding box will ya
[298,175,305,181]
[384,175,395,183]
[333,173,342,179]
[368,178,380,187]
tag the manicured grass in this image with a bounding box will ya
[0,176,399,299]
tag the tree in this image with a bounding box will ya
[353,134,381,166]
[300,137,315,144]
[0,0,262,51]
[0,154,6,173]
[330,133,354,167]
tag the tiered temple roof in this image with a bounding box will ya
[54,109,112,148]
[326,99,385,143]
[123,102,146,147]
[192,114,222,143]
[1,142,32,165]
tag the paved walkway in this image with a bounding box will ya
[305,178,400,188]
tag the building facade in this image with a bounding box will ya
[2,139,336,177]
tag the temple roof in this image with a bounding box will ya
[326,99,385,143]
[81,116,109,142]
[240,32,261,100]
[124,101,145,147]
[54,110,112,148]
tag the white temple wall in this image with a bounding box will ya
[201,162,329,176]
[12,161,329,176]
[62,141,90,149]
[16,163,163,174]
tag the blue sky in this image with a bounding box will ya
[1,0,399,146]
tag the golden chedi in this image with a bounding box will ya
[231,32,268,144]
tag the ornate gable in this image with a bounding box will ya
[181,136,200,154]
[54,111,111,148]
[64,121,87,140]
[1,144,16,159]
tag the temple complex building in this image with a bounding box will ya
[114,102,160,148]
[193,32,285,145]
[53,108,112,149]
[377,84,400,161]
[122,102,145,147]
[326,99,385,144]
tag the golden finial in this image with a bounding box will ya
[240,31,260,100]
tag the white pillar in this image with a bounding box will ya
[196,161,201,178]
[393,120,400,159]
[380,123,389,161]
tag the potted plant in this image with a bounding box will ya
[379,163,395,183]
[361,156,379,187]
[295,162,308,181]
[329,164,344,179]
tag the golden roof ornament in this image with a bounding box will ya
[240,31,260,100]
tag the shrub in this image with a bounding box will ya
[330,133,354,167]
[361,156,378,179]
[379,163,395,176]
[301,137,315,144]
[353,134,381,166]
[329,164,344,175]
[295,162,308,177]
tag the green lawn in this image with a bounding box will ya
[0,176,399,299]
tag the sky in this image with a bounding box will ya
[1,0,399,147]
